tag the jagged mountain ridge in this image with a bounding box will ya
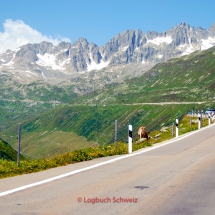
[0,22,215,85]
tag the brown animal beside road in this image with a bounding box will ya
[138,126,150,139]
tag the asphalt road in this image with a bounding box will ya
[1,124,215,215]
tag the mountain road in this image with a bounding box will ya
[1,124,215,214]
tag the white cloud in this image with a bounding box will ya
[0,19,70,53]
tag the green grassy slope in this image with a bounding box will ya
[0,77,79,131]
[0,138,19,161]
[0,114,211,179]
[0,99,55,131]
[0,76,78,102]
[1,102,211,158]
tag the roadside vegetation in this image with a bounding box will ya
[0,114,212,179]
[1,103,211,159]
[0,138,19,161]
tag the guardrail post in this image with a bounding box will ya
[128,125,132,153]
[172,123,174,137]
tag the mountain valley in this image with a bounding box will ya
[1,22,215,159]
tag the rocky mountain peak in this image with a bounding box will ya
[0,21,215,85]
[208,22,215,37]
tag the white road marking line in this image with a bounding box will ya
[1,123,215,197]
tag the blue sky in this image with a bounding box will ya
[0,0,215,52]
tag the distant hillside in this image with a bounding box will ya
[1,102,211,159]
[0,79,79,131]
[0,138,18,161]
[78,46,215,105]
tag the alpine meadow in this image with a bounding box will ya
[0,21,215,174]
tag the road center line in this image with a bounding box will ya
[1,123,214,197]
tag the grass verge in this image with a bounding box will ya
[0,115,212,179]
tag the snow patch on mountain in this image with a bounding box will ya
[121,46,129,51]
[60,58,71,66]
[142,59,146,64]
[41,72,46,78]
[147,36,172,46]
[181,46,195,56]
[201,37,215,50]
[36,53,62,70]
[87,54,110,71]
[157,54,163,59]
[2,56,14,66]
[36,53,71,71]
[87,60,110,71]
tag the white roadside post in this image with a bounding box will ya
[198,113,201,129]
[176,119,179,138]
[128,125,132,154]
[208,114,211,125]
